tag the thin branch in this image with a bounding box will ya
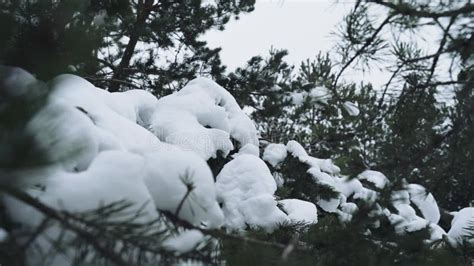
[175,183,194,217]
[164,211,309,253]
[333,14,394,93]
[425,16,457,87]
[372,1,474,18]
[84,77,141,90]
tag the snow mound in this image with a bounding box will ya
[163,230,205,254]
[6,151,159,224]
[216,154,288,230]
[233,143,260,157]
[4,151,160,266]
[103,89,158,127]
[143,147,224,229]
[286,140,340,175]
[279,199,318,224]
[150,77,258,160]
[49,74,162,154]
[447,207,474,246]
[26,99,100,172]
[358,170,389,189]
[263,143,287,168]
[286,140,309,158]
[407,184,440,224]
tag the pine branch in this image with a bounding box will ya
[175,170,196,217]
[333,13,394,94]
[84,77,141,89]
[0,185,130,266]
[162,211,310,253]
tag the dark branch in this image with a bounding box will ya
[333,14,394,93]
[372,1,474,18]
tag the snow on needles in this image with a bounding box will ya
[2,68,472,261]
[216,154,288,230]
[150,77,258,160]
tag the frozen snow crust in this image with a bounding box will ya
[3,71,472,262]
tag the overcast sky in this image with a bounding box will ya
[204,0,353,69]
[202,0,451,98]
[203,0,396,88]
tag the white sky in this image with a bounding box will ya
[204,0,352,69]
[203,0,455,101]
[203,0,393,88]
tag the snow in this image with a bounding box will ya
[26,99,100,172]
[287,140,340,175]
[104,89,158,127]
[150,77,258,160]
[0,66,38,96]
[263,143,287,168]
[428,223,446,241]
[317,197,341,213]
[391,190,411,205]
[0,228,8,242]
[233,143,260,157]
[342,101,360,116]
[308,86,332,104]
[286,140,308,158]
[386,210,429,235]
[279,199,318,224]
[447,207,474,246]
[49,74,163,154]
[288,87,332,106]
[340,202,358,214]
[142,147,224,229]
[335,177,364,198]
[5,151,160,224]
[92,9,107,26]
[4,151,160,266]
[357,170,389,189]
[239,194,289,230]
[3,69,472,257]
[215,154,288,230]
[407,184,440,224]
[289,91,305,106]
[162,230,205,254]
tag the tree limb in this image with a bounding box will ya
[372,1,474,18]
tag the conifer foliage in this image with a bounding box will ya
[0,0,473,265]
